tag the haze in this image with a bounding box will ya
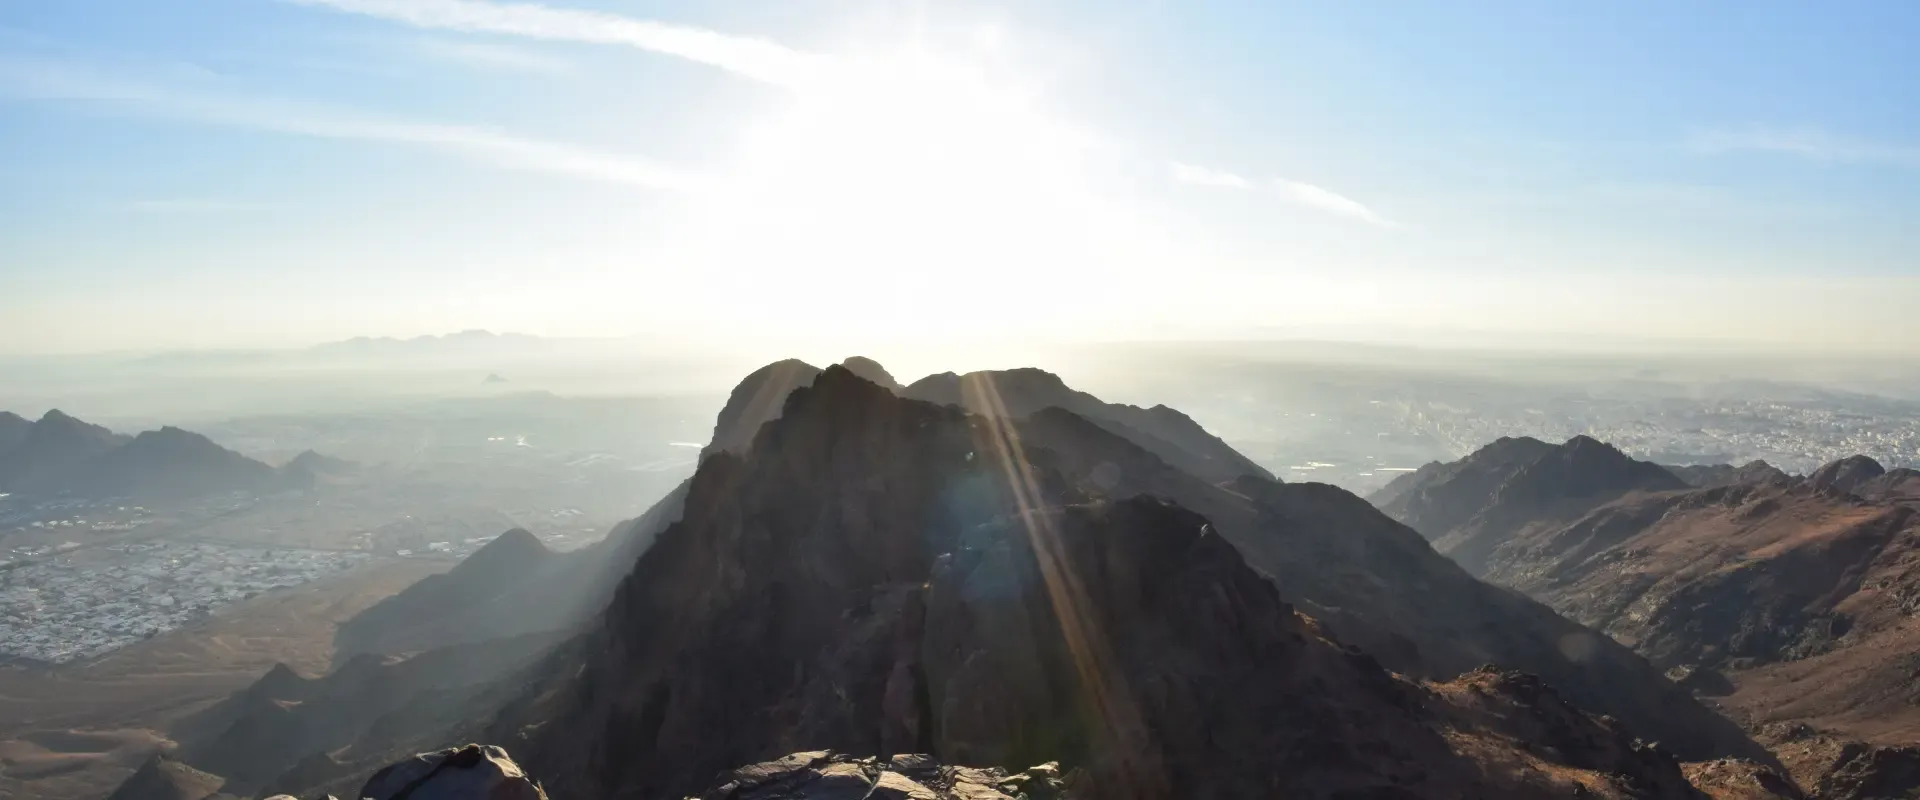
[3,0,1917,355]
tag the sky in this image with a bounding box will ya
[1,0,1916,355]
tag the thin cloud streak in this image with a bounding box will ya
[285,0,823,86]
[0,57,708,192]
[1693,128,1920,167]
[1170,161,1389,226]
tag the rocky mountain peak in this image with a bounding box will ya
[702,358,823,458]
[1808,455,1887,494]
[837,356,902,392]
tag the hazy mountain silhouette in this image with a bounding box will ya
[0,411,294,500]
[0,410,132,493]
[75,427,278,499]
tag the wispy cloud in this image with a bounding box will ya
[1692,128,1920,167]
[406,36,574,74]
[284,0,822,86]
[1169,162,1253,190]
[0,57,707,192]
[1170,162,1389,226]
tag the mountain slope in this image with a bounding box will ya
[103,754,227,800]
[1667,461,1793,489]
[493,367,1722,799]
[1014,406,1759,763]
[72,427,278,498]
[1375,435,1688,575]
[901,367,1273,484]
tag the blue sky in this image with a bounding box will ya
[2,0,1915,354]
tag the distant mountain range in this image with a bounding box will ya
[1371,439,1920,794]
[0,410,344,500]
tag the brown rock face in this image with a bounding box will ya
[496,367,1722,800]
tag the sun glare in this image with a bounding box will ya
[658,40,1150,337]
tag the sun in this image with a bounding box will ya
[655,38,1148,338]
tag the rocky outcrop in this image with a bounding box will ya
[353,744,544,800]
[494,367,1731,799]
[1682,759,1804,799]
[1808,456,1887,495]
[901,367,1272,484]
[686,751,1072,800]
[105,754,227,800]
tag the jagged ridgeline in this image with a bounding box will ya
[136,359,1777,800]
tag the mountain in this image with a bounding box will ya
[1383,446,1920,792]
[333,529,560,659]
[0,412,281,500]
[1374,435,1689,575]
[141,360,1775,800]
[277,449,355,489]
[1012,407,1756,763]
[901,367,1273,484]
[71,427,278,499]
[168,635,559,798]
[1372,436,1561,536]
[0,409,131,492]
[1667,460,1793,489]
[702,358,823,458]
[492,366,1716,799]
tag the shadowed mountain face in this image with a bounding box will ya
[104,754,226,800]
[901,367,1273,485]
[1374,435,1688,575]
[1012,407,1758,764]
[493,367,1725,800]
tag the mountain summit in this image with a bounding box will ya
[492,366,1717,799]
